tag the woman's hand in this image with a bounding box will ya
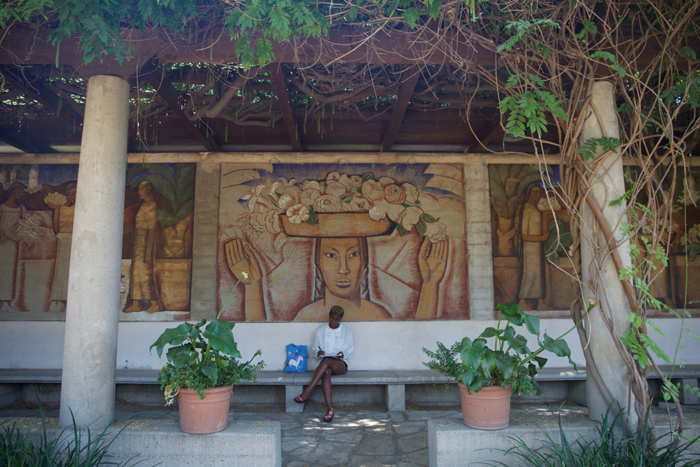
[317,350,325,357]
[336,352,344,360]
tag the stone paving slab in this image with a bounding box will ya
[2,403,699,467]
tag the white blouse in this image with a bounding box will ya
[312,324,354,362]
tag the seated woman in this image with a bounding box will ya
[293,305,353,422]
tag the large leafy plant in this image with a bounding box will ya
[423,302,576,394]
[150,273,264,404]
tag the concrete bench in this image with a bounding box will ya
[2,365,698,412]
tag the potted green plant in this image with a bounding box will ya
[423,302,576,430]
[150,273,265,434]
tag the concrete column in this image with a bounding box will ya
[580,81,635,425]
[464,162,495,319]
[59,75,129,428]
[190,161,221,320]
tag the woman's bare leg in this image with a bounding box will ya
[320,359,346,418]
[297,357,346,405]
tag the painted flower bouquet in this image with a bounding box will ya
[240,171,447,242]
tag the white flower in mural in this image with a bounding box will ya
[278,194,297,211]
[301,188,322,207]
[302,180,322,192]
[396,206,423,231]
[339,174,362,191]
[287,204,310,224]
[384,184,407,205]
[362,180,385,201]
[237,170,443,242]
[379,177,395,187]
[401,183,419,204]
[426,221,447,243]
[313,195,343,213]
[681,224,700,246]
[326,172,341,182]
[325,181,347,198]
[369,200,404,223]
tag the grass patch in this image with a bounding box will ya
[483,406,700,467]
[1,400,148,466]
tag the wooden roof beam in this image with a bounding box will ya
[269,63,302,152]
[381,66,421,153]
[0,128,53,153]
[0,66,83,124]
[466,122,500,153]
[138,60,221,152]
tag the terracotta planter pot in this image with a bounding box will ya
[457,382,512,430]
[177,385,233,434]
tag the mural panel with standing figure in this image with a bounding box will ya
[0,163,195,321]
[490,164,576,313]
[217,163,468,321]
[490,164,700,314]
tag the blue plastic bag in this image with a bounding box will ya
[283,344,308,373]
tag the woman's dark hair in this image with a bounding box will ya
[329,305,345,318]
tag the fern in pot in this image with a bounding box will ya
[423,302,577,430]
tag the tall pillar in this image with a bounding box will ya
[464,161,495,319]
[59,75,129,428]
[190,161,221,320]
[580,81,635,425]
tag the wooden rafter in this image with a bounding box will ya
[0,128,53,153]
[381,66,421,153]
[466,122,500,153]
[0,65,83,123]
[138,60,221,152]
[269,63,302,152]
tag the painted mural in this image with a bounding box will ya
[490,164,575,313]
[217,163,468,321]
[0,163,195,321]
[490,164,700,314]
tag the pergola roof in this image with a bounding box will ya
[0,27,554,154]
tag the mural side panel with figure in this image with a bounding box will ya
[489,164,700,316]
[490,164,576,315]
[217,163,468,322]
[0,163,196,321]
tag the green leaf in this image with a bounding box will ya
[347,6,358,21]
[404,7,420,28]
[681,46,697,62]
[415,218,426,236]
[166,345,198,367]
[480,327,500,338]
[522,313,540,336]
[201,358,219,385]
[542,333,573,365]
[203,319,241,358]
[497,302,523,326]
[150,322,199,357]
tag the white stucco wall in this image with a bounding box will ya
[2,318,699,372]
